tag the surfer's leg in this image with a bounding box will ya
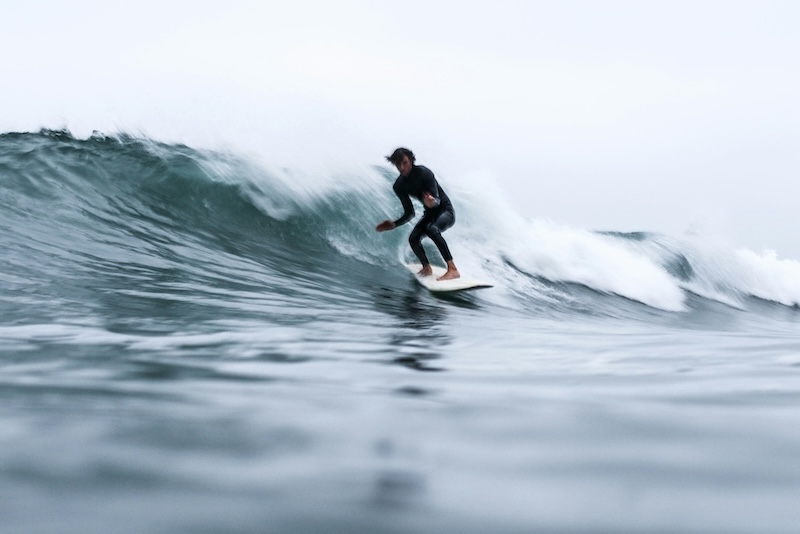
[409,218,432,275]
[425,210,460,281]
[424,210,455,262]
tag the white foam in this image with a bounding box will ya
[448,177,686,311]
[735,249,800,307]
[658,234,800,309]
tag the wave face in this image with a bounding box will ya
[2,129,798,327]
[3,130,800,534]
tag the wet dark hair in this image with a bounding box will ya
[386,147,415,166]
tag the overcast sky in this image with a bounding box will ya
[3,1,799,257]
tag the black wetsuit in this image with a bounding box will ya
[392,165,455,264]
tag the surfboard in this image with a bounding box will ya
[405,263,493,293]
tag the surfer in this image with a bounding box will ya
[376,148,460,281]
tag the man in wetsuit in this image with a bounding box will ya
[376,147,460,281]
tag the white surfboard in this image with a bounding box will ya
[405,263,493,293]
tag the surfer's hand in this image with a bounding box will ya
[423,193,437,209]
[376,220,395,232]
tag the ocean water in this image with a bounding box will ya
[2,129,800,533]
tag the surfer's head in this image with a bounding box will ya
[386,147,415,176]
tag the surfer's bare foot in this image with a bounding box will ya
[437,269,460,281]
[437,261,460,281]
[418,265,433,277]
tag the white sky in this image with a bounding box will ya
[3,1,799,257]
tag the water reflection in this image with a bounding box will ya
[371,469,427,510]
[370,284,451,372]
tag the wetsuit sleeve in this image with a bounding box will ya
[392,183,415,227]
[419,167,441,207]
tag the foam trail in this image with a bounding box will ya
[452,175,686,311]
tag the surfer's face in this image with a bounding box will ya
[396,155,413,176]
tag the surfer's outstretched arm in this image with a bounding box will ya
[391,184,415,227]
[377,183,415,232]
